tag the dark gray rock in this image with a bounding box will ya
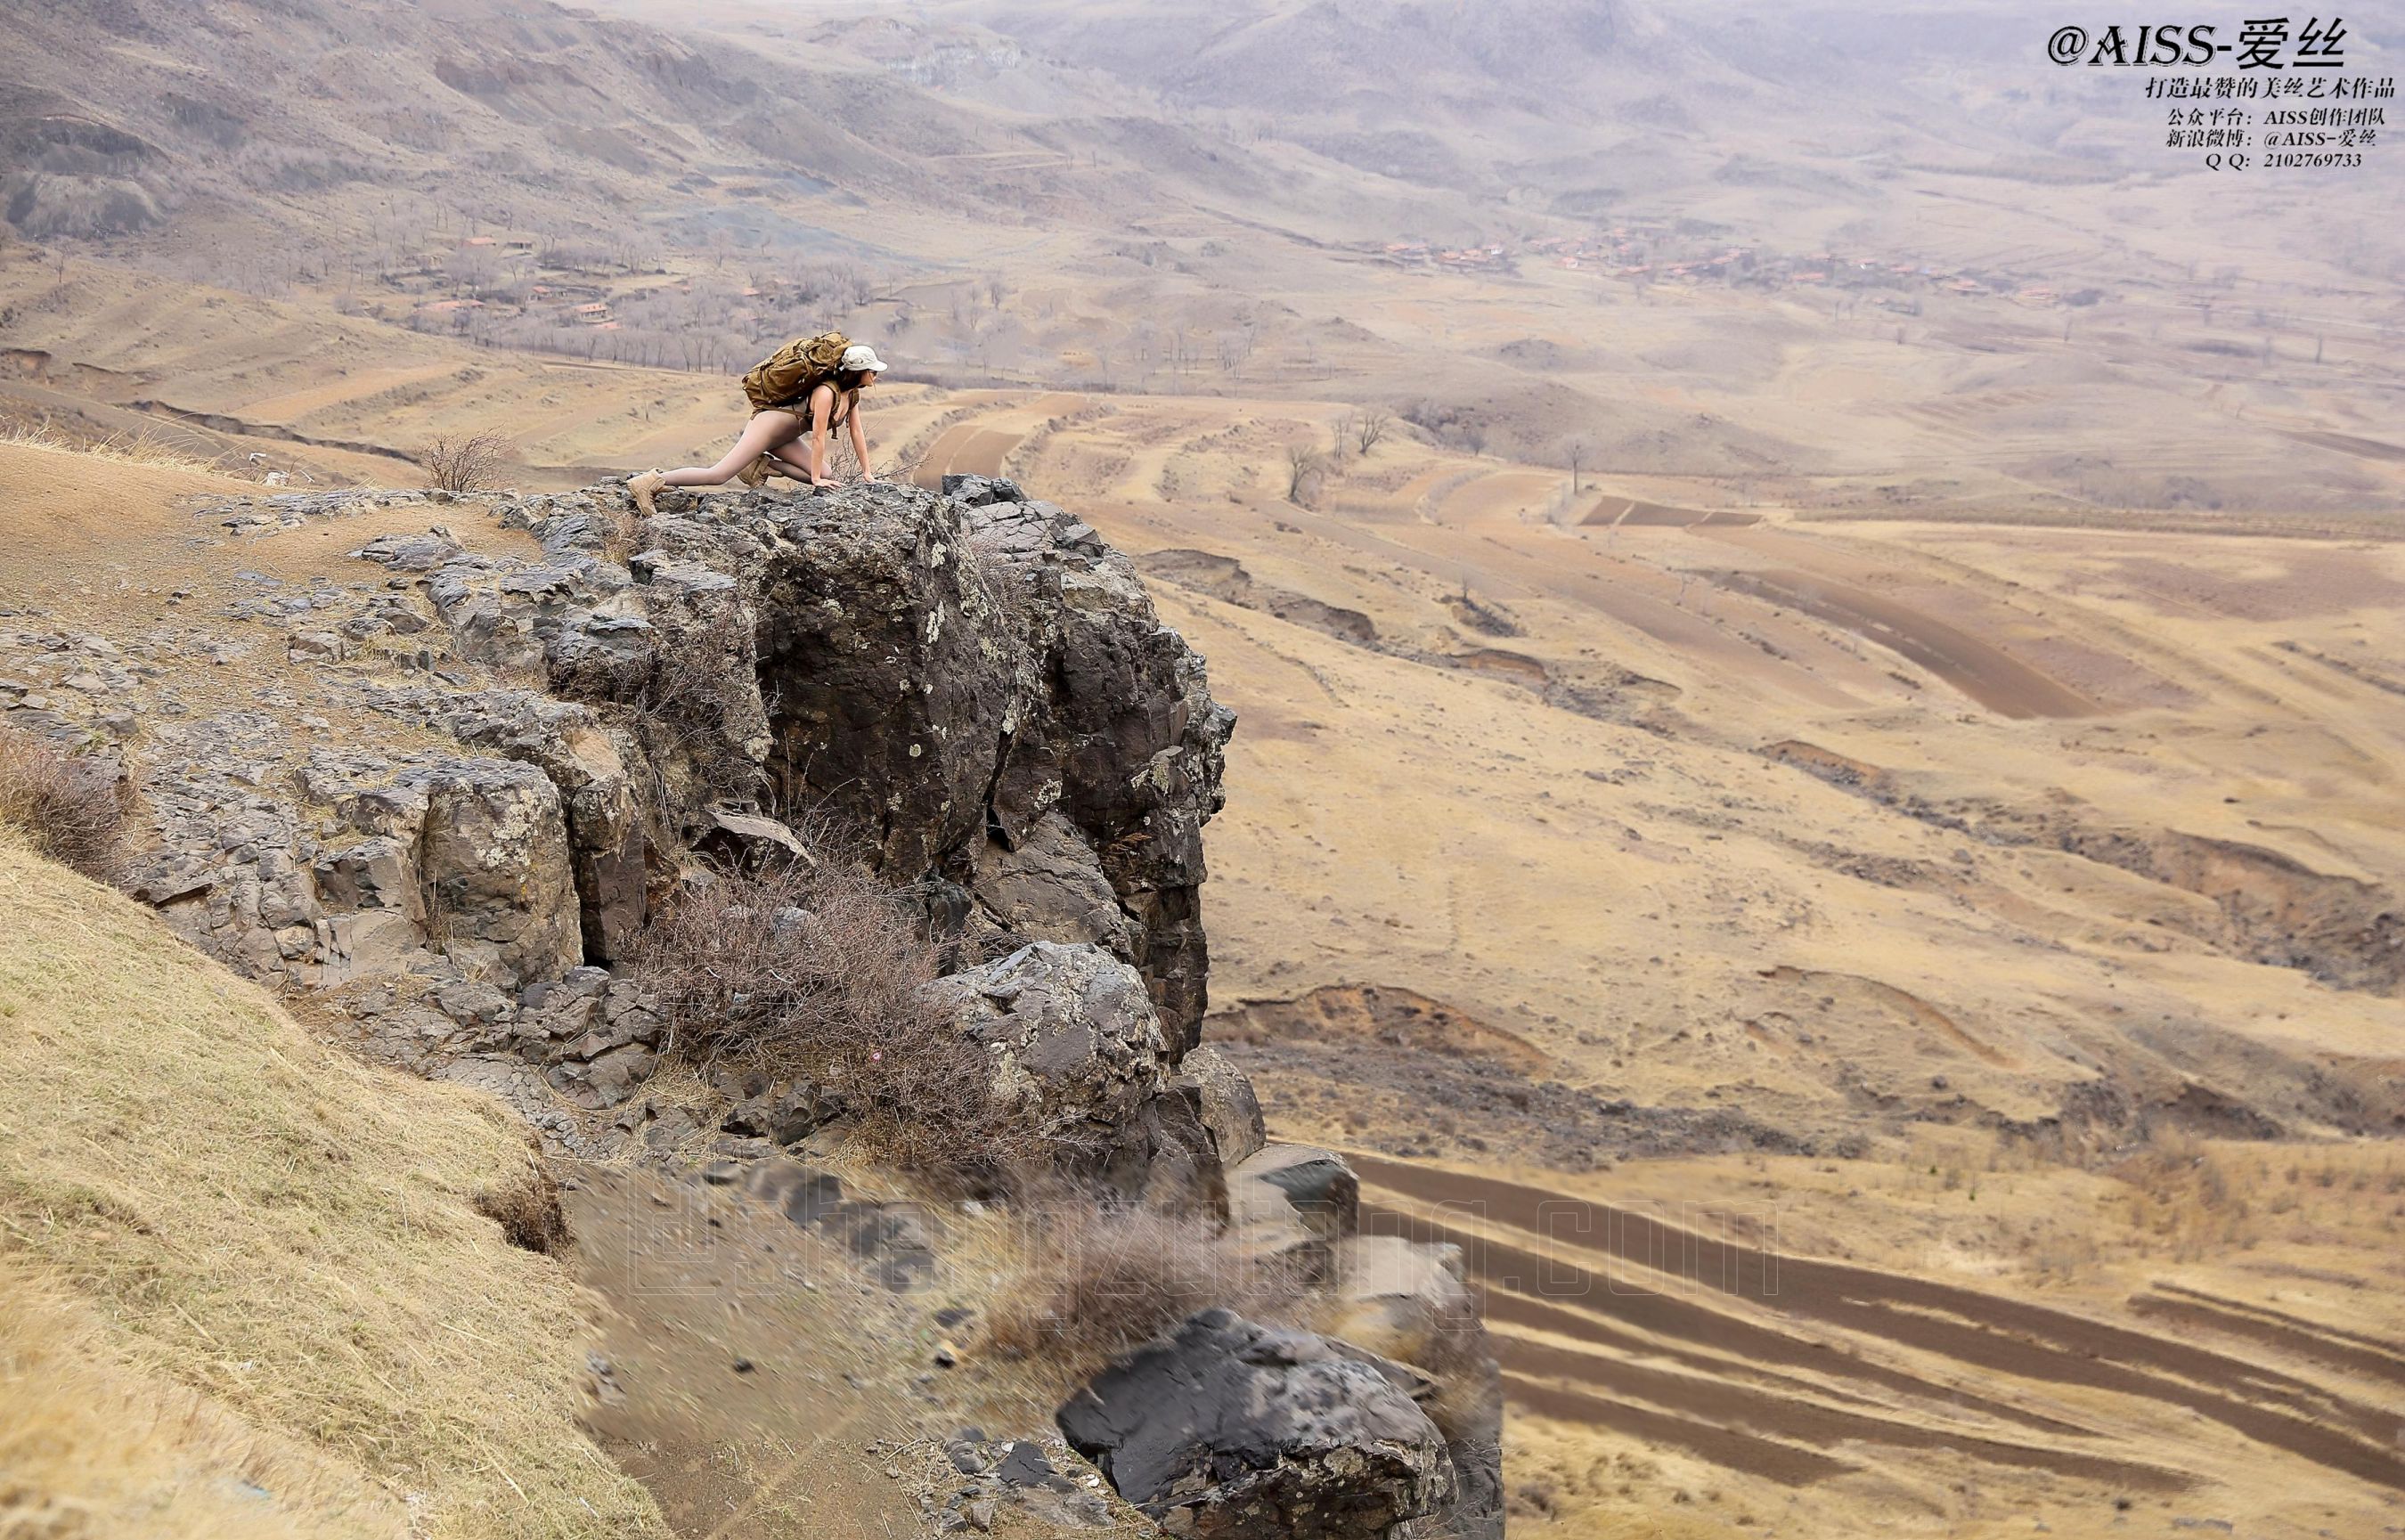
[936,1431,1117,1530]
[715,1070,844,1145]
[550,1042,656,1109]
[971,811,1139,961]
[1235,1145,1360,1240]
[942,474,1026,506]
[1174,1045,1267,1169]
[934,941,1222,1213]
[742,1161,940,1291]
[1058,1309,1456,1539]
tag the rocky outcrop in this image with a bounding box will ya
[1058,1308,1458,1539]
[937,1430,1117,1531]
[411,476,1235,1046]
[935,941,1224,1215]
[684,476,1233,1047]
[83,477,1232,1042]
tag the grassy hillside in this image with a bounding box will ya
[0,837,667,1539]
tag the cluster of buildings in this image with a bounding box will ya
[1366,224,2076,306]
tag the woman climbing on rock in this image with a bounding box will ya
[627,334,886,513]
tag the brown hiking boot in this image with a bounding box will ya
[734,454,770,488]
[627,469,666,516]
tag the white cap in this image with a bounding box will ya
[842,344,888,374]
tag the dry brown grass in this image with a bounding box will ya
[0,1262,401,1539]
[982,1202,1313,1364]
[0,841,667,1539]
[632,860,1031,1191]
[2113,1133,2253,1250]
[0,416,237,477]
[0,726,129,882]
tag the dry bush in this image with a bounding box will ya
[419,429,512,492]
[632,859,1028,1190]
[0,728,129,882]
[982,1202,1312,1362]
[474,1149,568,1254]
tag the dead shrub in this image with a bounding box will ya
[635,600,755,735]
[982,1202,1311,1362]
[0,729,129,882]
[473,1156,567,1255]
[419,431,512,493]
[632,859,1027,1191]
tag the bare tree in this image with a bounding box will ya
[1560,433,1594,493]
[1356,408,1392,458]
[1284,444,1326,506]
[420,431,511,492]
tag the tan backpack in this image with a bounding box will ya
[742,330,850,412]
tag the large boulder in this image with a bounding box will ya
[933,941,1221,1214]
[298,750,582,990]
[526,481,1233,1051]
[1332,1238,1505,1540]
[434,691,650,966]
[1057,1308,1457,1539]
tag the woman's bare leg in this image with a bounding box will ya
[764,438,828,481]
[657,411,801,487]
